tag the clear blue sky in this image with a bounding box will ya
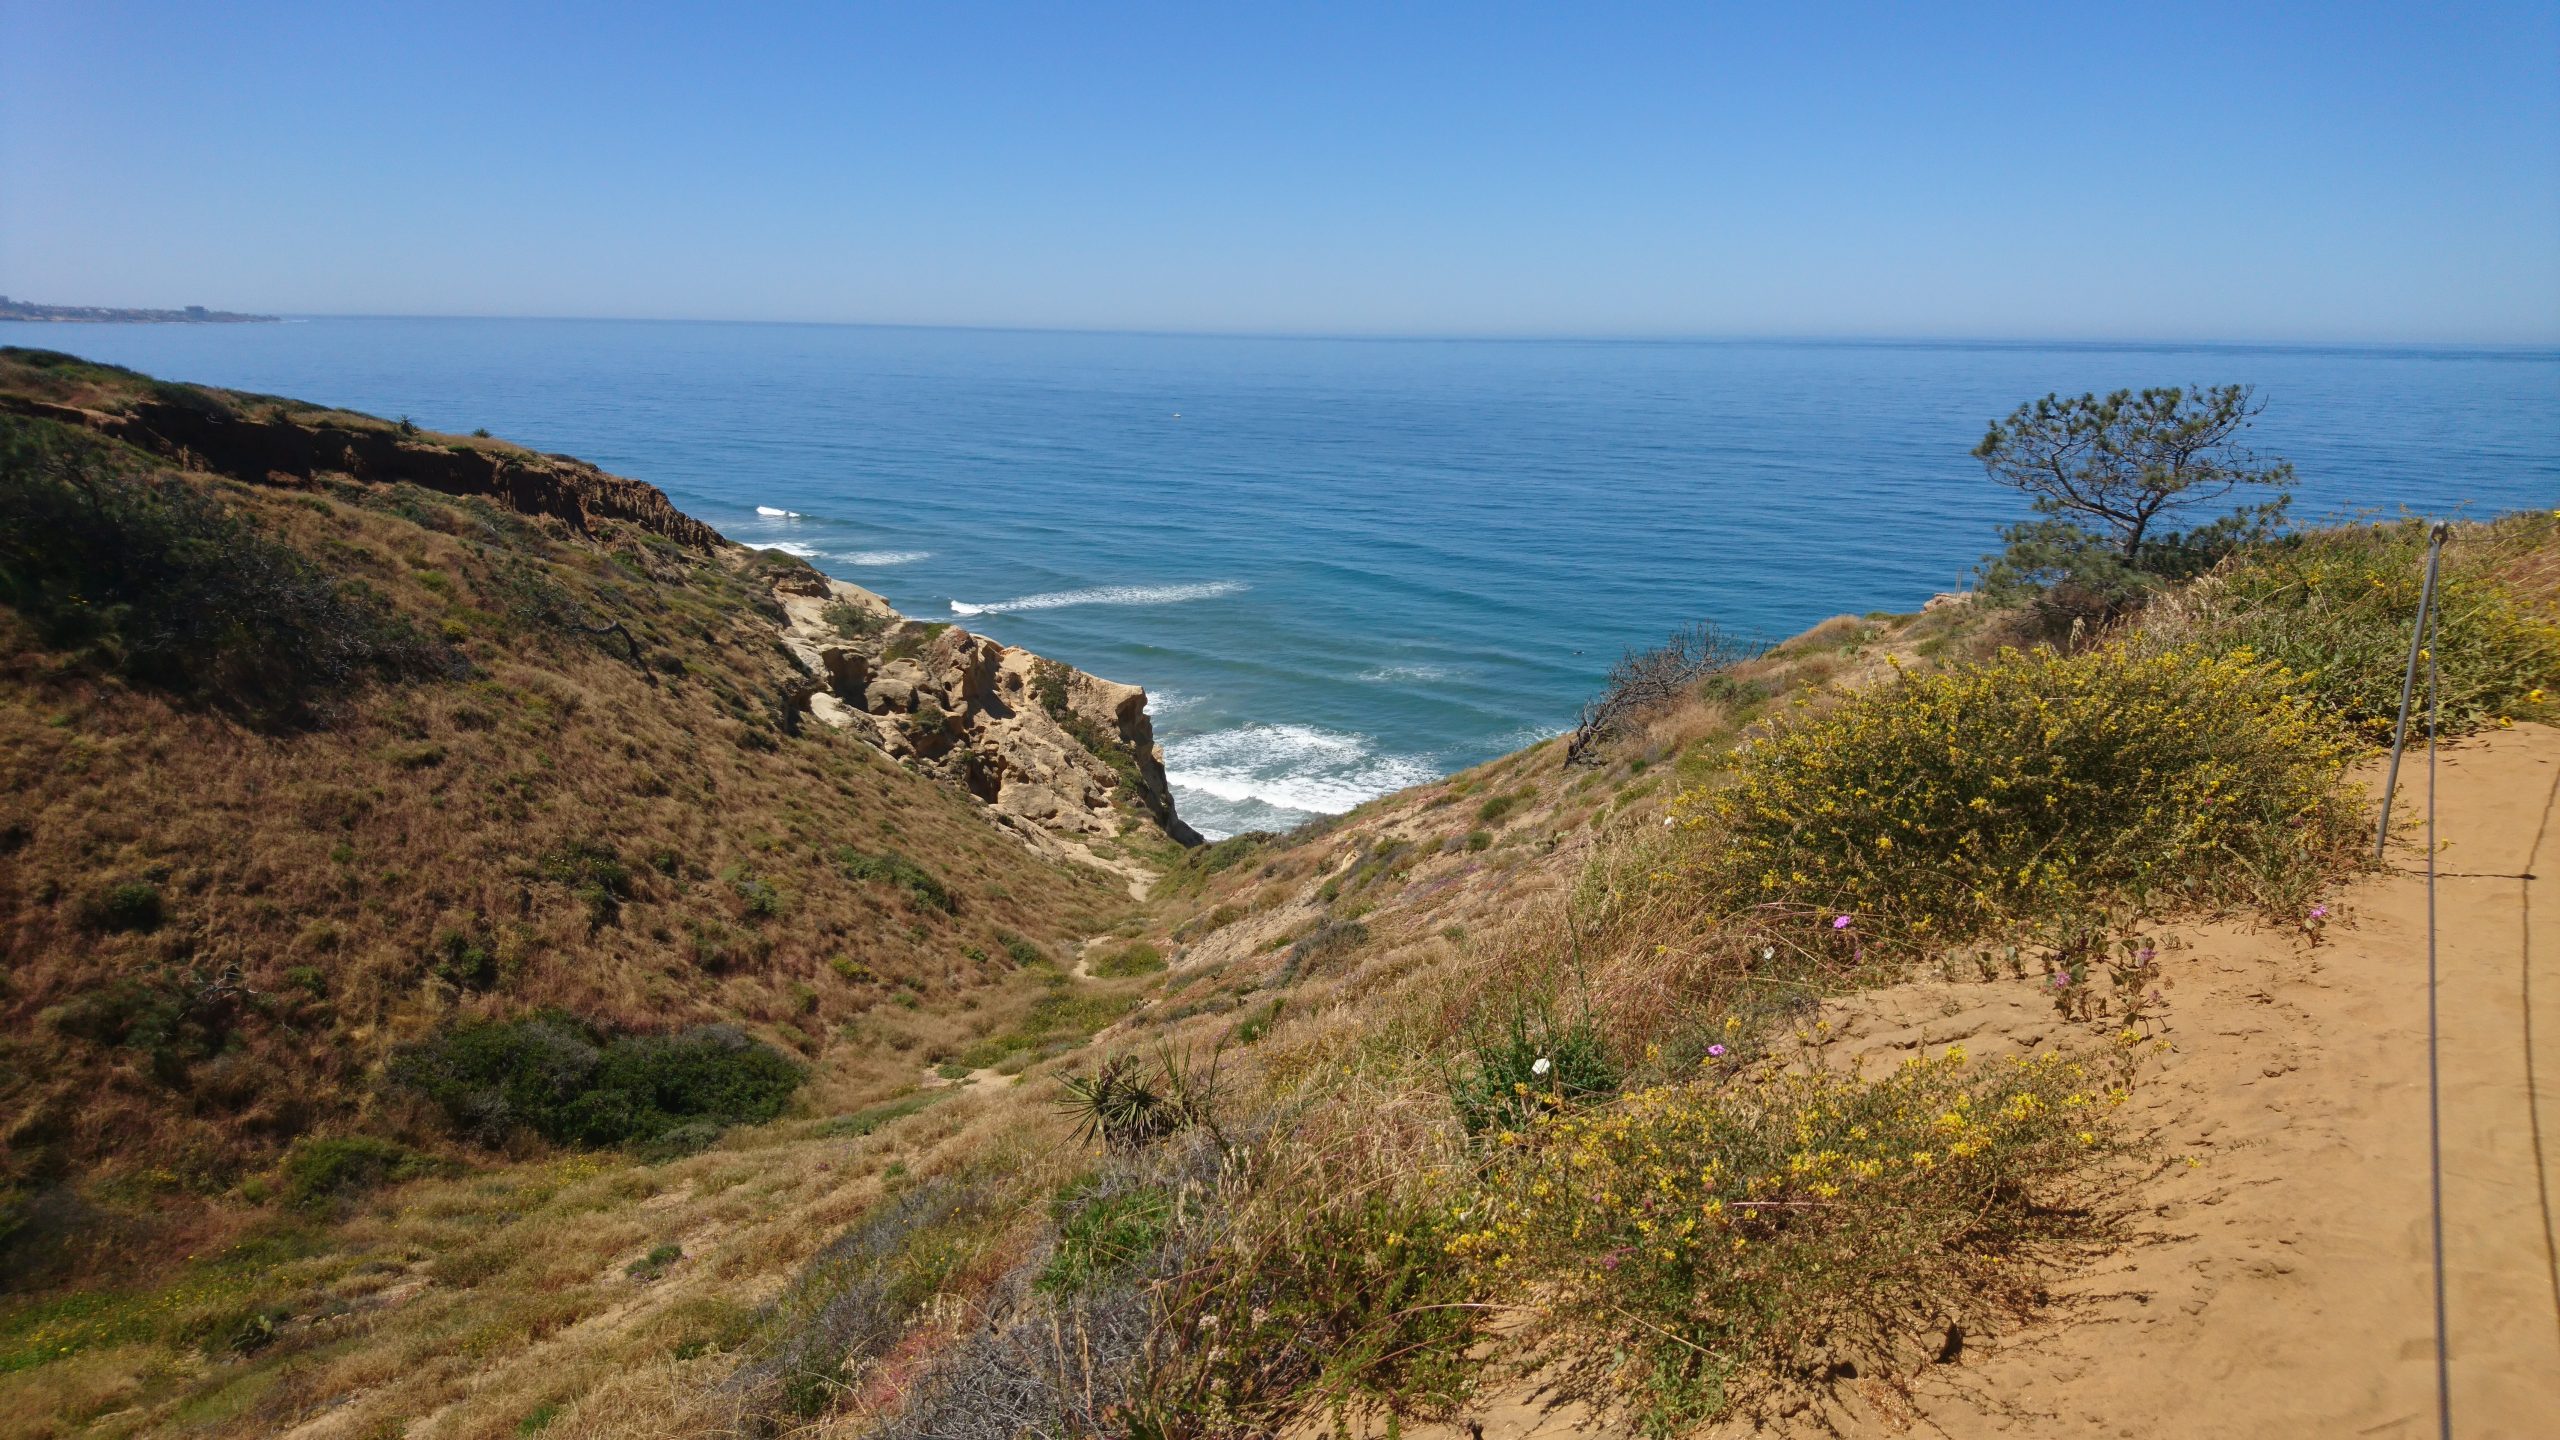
[3,1,2554,342]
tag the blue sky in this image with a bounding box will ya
[3,2,2554,341]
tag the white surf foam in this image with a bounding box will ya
[949,581,1245,617]
[1164,723,1438,816]
[755,505,800,518]
[763,540,820,558]
[839,550,932,567]
[1358,663,1454,683]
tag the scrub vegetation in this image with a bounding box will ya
[2,359,2554,1438]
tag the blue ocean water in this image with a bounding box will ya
[6,318,2553,837]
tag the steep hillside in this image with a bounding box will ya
[1,353,2553,1440]
[0,349,1199,1248]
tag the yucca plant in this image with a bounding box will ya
[1057,1045,1225,1152]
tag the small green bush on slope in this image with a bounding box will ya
[1678,642,2360,945]
[391,1013,802,1148]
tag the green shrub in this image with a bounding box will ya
[625,1242,684,1280]
[820,601,886,639]
[729,870,785,920]
[279,1135,441,1208]
[1088,941,1165,978]
[430,928,499,989]
[77,881,165,933]
[537,841,631,927]
[1037,1178,1171,1294]
[1475,789,1533,826]
[1144,1186,1477,1423]
[1683,643,2359,943]
[1451,1004,1617,1136]
[391,1013,803,1149]
[836,847,954,913]
[1464,829,1493,852]
[2174,517,2560,738]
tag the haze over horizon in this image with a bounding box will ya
[4,2,2556,345]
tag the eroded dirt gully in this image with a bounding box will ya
[1375,724,2560,1440]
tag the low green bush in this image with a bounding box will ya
[391,1012,803,1149]
[1088,941,1165,978]
[836,847,954,913]
[279,1135,443,1208]
[1037,1177,1171,1294]
[76,881,165,933]
[1451,1003,1618,1136]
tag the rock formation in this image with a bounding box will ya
[754,553,1201,880]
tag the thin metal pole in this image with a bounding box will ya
[2376,523,2451,863]
[2424,593,2451,1440]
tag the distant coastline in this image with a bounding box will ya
[0,295,278,324]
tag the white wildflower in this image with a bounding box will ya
[1531,1057,1552,1077]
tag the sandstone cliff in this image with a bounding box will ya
[0,376,723,549]
[753,551,1201,883]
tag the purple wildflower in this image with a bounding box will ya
[2051,972,2070,988]
[1831,914,1853,931]
[2309,905,2328,920]
[1708,1044,1728,1058]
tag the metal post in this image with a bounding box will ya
[2375,523,2450,862]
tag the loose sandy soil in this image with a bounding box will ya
[1366,725,2560,1439]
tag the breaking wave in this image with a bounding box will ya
[950,581,1245,617]
[840,550,932,566]
[754,505,800,517]
[1164,723,1438,818]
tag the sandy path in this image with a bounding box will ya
[1359,725,2560,1439]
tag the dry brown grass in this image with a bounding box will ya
[0,396,1134,1270]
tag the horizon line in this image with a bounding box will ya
[7,306,2555,354]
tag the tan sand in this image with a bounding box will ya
[1361,724,2560,1439]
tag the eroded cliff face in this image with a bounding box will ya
[3,362,1203,884]
[756,557,1200,884]
[0,390,724,550]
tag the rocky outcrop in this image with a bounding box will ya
[755,556,1201,875]
[0,391,723,550]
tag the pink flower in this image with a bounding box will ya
[1707,1044,1727,1058]
[1831,914,1852,930]
[2051,972,2070,988]
[2308,905,2328,920]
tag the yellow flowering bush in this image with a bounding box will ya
[1464,1047,2130,1432]
[1679,642,2358,941]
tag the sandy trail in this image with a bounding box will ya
[1364,725,2560,1439]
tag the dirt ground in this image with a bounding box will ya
[1365,725,2560,1439]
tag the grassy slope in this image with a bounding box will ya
[2,351,2552,1439]
[0,353,1148,1286]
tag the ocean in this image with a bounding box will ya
[5,318,2553,838]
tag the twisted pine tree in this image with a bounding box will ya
[1973,384,2295,617]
